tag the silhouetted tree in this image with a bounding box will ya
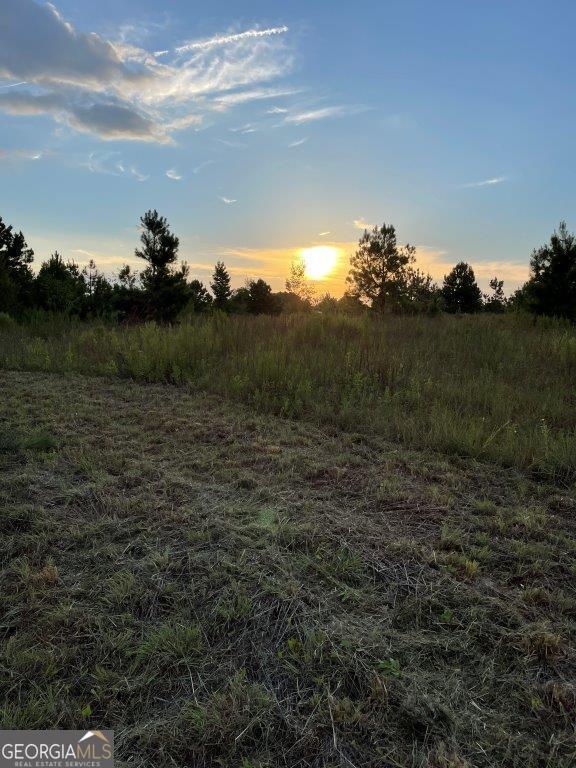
[112,265,144,322]
[316,293,339,313]
[402,269,440,314]
[441,262,483,313]
[81,259,113,317]
[274,291,310,314]
[35,252,86,314]
[522,221,576,320]
[188,279,212,313]
[285,257,315,307]
[247,279,280,314]
[346,223,416,313]
[484,277,507,313]
[337,291,367,315]
[228,287,250,314]
[211,261,232,311]
[0,215,35,314]
[136,210,189,322]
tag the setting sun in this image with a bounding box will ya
[300,246,339,280]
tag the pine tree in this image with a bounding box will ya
[484,277,506,313]
[188,279,212,313]
[211,261,232,311]
[441,262,483,313]
[523,221,576,320]
[346,223,416,313]
[0,215,35,314]
[135,210,189,322]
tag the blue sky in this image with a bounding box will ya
[1,0,575,295]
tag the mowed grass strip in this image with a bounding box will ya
[1,313,576,480]
[1,371,575,767]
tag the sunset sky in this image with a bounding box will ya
[1,0,575,295]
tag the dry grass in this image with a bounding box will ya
[1,370,575,767]
[1,313,576,480]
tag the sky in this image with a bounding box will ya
[1,0,575,296]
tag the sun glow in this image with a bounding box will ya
[300,246,339,280]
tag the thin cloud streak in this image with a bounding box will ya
[285,105,365,125]
[171,26,289,55]
[220,196,237,204]
[0,81,27,89]
[459,176,507,188]
[166,168,182,180]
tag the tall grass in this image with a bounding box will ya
[1,313,575,480]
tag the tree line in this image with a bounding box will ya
[1,210,574,322]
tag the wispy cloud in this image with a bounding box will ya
[0,147,46,161]
[288,137,307,147]
[267,105,288,114]
[318,231,330,237]
[459,176,507,189]
[214,137,246,149]
[171,26,289,55]
[166,168,182,180]
[0,1,295,142]
[353,217,375,230]
[285,105,365,125]
[82,150,148,181]
[220,196,237,204]
[193,160,215,174]
[0,81,27,89]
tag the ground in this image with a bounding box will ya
[1,370,575,767]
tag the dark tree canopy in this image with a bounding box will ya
[441,262,483,313]
[346,223,417,313]
[523,221,576,320]
[188,279,212,313]
[0,216,35,314]
[35,252,86,315]
[135,210,188,322]
[211,261,232,311]
[484,277,506,313]
[247,279,280,315]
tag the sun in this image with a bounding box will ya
[300,246,339,280]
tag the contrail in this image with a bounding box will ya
[0,81,27,89]
[171,26,288,55]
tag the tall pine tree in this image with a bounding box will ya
[211,261,232,311]
[136,210,189,322]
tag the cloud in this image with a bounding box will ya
[166,168,182,180]
[81,150,148,180]
[0,147,47,162]
[214,137,246,149]
[193,160,215,174]
[170,26,289,55]
[459,176,507,189]
[0,90,168,143]
[211,88,299,110]
[267,105,288,114]
[288,137,307,147]
[0,81,27,89]
[285,105,365,125]
[353,217,375,230]
[318,231,330,237]
[0,1,295,142]
[220,196,237,204]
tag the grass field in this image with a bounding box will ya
[1,313,576,481]
[1,364,575,767]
